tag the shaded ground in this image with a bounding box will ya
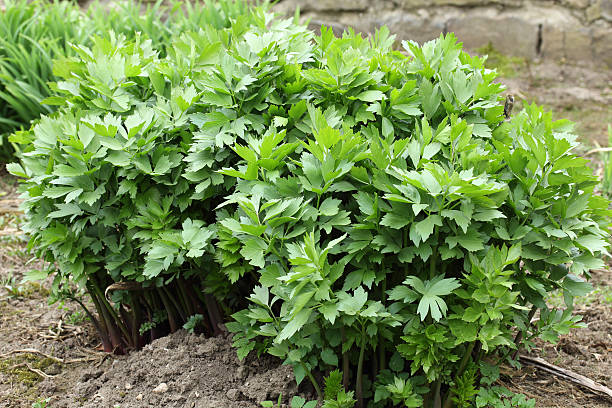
[0,56,611,408]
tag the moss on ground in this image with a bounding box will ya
[476,42,527,78]
[0,353,58,403]
[0,354,56,385]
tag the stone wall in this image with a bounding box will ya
[273,0,612,67]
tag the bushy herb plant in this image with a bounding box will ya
[599,124,612,196]
[10,3,609,407]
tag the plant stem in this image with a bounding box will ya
[341,327,349,390]
[442,341,476,408]
[356,324,366,408]
[433,381,442,408]
[71,293,111,352]
[90,279,132,350]
[158,287,178,332]
[130,293,143,348]
[379,269,386,372]
[301,361,322,402]
[429,229,438,280]
[511,305,538,360]
[163,285,188,322]
[203,293,224,335]
[176,280,195,317]
[89,285,123,352]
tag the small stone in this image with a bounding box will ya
[226,388,240,401]
[79,369,103,382]
[153,383,169,394]
[236,366,249,380]
[125,383,133,390]
[45,363,62,375]
[136,393,143,401]
[562,0,589,8]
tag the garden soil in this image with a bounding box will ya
[1,58,612,408]
[44,332,299,408]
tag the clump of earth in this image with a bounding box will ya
[43,331,300,408]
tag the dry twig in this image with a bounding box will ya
[519,355,612,398]
[0,348,103,365]
[0,228,20,236]
[8,362,54,379]
[584,147,612,156]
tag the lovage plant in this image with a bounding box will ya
[9,3,609,407]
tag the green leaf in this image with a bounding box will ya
[356,90,385,102]
[337,287,368,315]
[446,230,484,252]
[321,348,338,366]
[240,238,268,268]
[387,285,418,303]
[405,276,460,321]
[562,275,592,297]
[449,319,478,343]
[48,203,83,219]
[21,269,49,283]
[380,211,410,229]
[277,308,312,342]
[411,215,442,244]
[319,197,341,216]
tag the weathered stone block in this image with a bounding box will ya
[399,0,523,7]
[273,0,369,13]
[332,13,376,36]
[304,13,374,37]
[564,27,593,62]
[541,25,566,59]
[436,0,523,5]
[601,0,612,21]
[306,19,346,37]
[561,0,590,8]
[586,0,602,21]
[375,11,446,44]
[447,15,539,59]
[592,27,612,66]
[397,0,430,8]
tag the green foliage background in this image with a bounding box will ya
[0,0,249,161]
